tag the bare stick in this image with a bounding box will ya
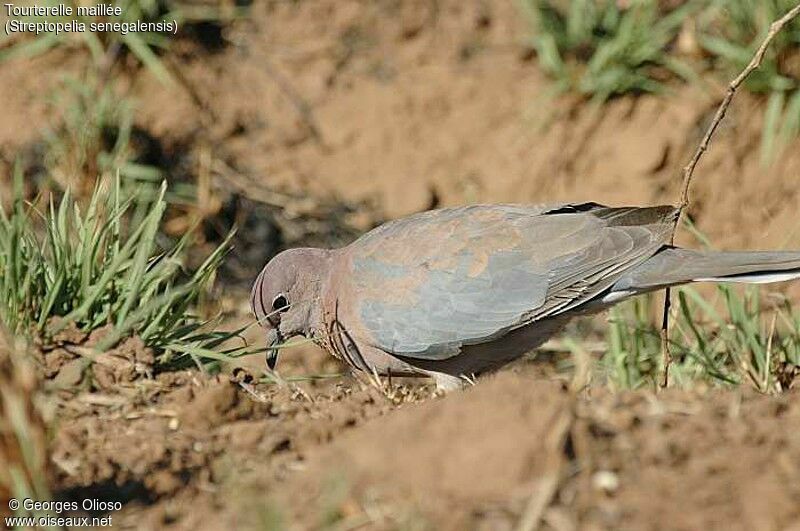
[659,287,673,389]
[660,2,800,388]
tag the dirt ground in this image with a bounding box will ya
[37,357,800,530]
[3,0,800,529]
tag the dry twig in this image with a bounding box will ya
[660,2,800,388]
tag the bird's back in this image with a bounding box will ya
[338,203,677,359]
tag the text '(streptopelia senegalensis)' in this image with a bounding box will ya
[251,203,800,390]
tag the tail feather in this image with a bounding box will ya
[611,248,800,293]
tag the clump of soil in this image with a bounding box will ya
[34,323,155,392]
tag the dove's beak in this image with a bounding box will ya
[265,329,282,370]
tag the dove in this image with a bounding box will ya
[250,203,800,390]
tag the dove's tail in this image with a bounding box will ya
[606,248,800,301]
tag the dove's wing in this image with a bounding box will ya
[346,203,677,360]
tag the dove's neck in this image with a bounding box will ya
[293,248,335,338]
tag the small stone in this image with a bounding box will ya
[592,470,619,494]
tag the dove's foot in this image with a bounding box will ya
[428,371,473,393]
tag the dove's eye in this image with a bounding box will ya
[272,294,289,313]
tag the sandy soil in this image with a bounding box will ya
[3,1,800,529]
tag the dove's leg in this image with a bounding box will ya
[350,342,467,391]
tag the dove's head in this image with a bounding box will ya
[250,248,333,369]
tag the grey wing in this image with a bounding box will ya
[348,203,677,359]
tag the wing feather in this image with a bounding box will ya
[347,203,677,359]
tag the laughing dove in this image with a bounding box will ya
[251,203,800,389]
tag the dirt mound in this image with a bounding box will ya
[288,373,570,529]
[276,370,800,530]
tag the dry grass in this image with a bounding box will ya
[0,327,51,519]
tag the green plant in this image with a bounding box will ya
[521,0,698,101]
[601,284,800,392]
[698,0,800,164]
[0,172,243,367]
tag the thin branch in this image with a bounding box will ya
[660,2,800,388]
[659,288,673,388]
[678,2,800,209]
